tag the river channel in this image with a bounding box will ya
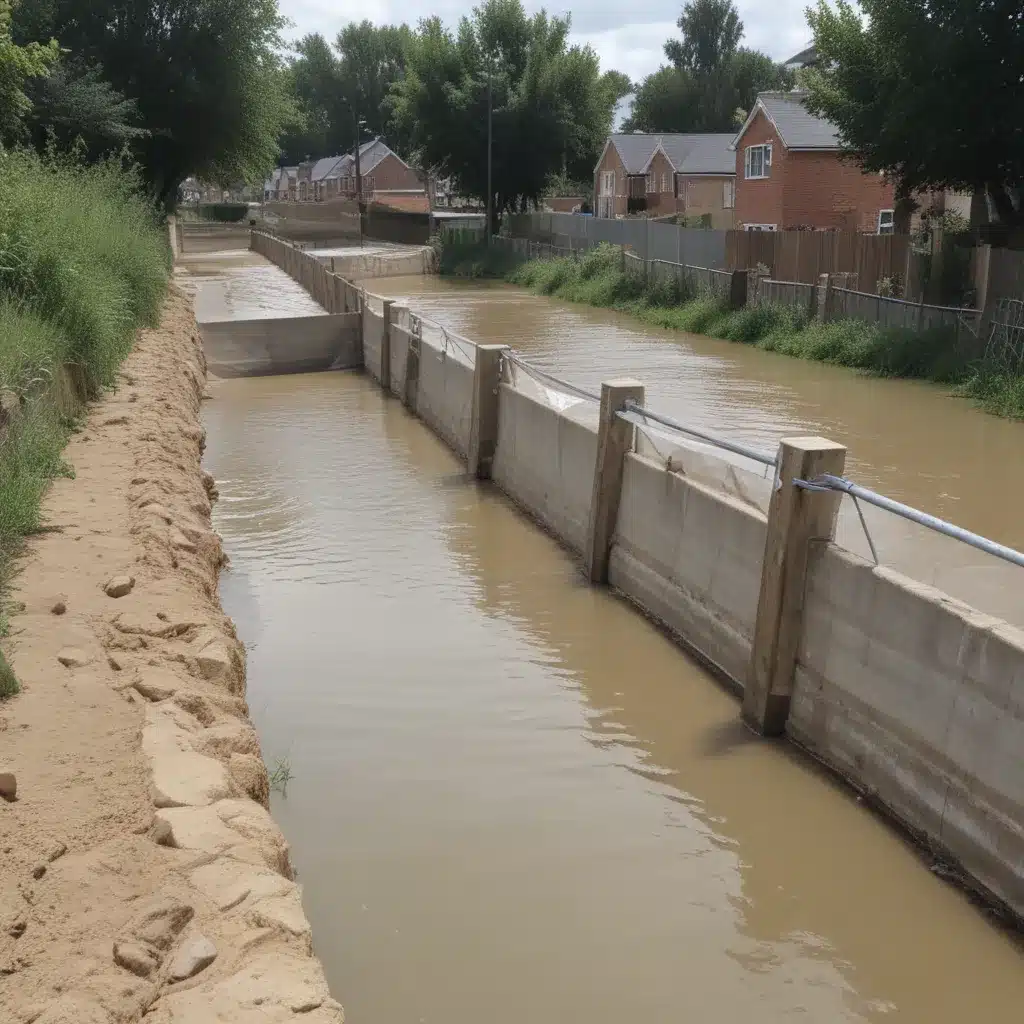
[203,378,1023,1024]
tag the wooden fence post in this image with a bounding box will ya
[467,345,507,479]
[728,270,747,310]
[585,379,645,584]
[743,437,847,736]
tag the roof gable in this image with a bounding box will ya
[603,132,735,176]
[732,92,840,151]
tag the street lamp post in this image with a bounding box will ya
[353,109,366,248]
[486,60,493,245]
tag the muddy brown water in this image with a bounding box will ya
[365,276,1024,626]
[204,368,1024,1024]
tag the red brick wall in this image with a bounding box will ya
[368,153,423,194]
[735,108,895,231]
[594,143,629,217]
[783,152,894,232]
[735,110,785,228]
[679,175,736,229]
[645,150,677,216]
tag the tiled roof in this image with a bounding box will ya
[605,133,735,175]
[749,91,840,149]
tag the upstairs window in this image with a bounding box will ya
[744,144,772,180]
[878,209,895,234]
[661,173,669,193]
[723,180,735,209]
[646,173,656,193]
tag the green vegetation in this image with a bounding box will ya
[805,0,1023,230]
[624,0,792,133]
[197,203,251,223]
[452,243,1024,419]
[0,147,169,697]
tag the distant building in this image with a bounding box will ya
[592,133,737,227]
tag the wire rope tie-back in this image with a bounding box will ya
[795,474,1024,571]
[409,308,477,365]
[619,401,778,469]
[503,351,601,403]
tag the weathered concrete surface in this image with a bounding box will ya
[609,452,767,688]
[0,288,342,1024]
[200,313,361,377]
[180,223,253,254]
[790,543,1024,918]
[323,247,434,279]
[491,383,598,554]
[415,333,475,458]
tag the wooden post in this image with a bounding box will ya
[728,269,747,310]
[380,299,393,393]
[585,379,644,584]
[743,437,847,736]
[467,345,507,479]
[403,323,422,412]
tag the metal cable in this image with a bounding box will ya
[795,474,1024,570]
[503,352,601,403]
[619,402,778,468]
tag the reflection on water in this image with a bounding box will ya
[365,276,1024,625]
[203,371,1024,1024]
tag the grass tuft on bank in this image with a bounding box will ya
[0,148,170,697]
[444,241,1024,419]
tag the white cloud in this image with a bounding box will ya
[280,0,812,84]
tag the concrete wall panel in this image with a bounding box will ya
[388,323,411,399]
[415,337,474,458]
[363,308,386,385]
[491,385,598,554]
[791,543,1024,916]
[609,452,766,684]
[200,314,361,378]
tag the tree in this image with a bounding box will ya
[804,0,1024,227]
[390,0,623,229]
[24,60,147,156]
[12,0,294,207]
[0,0,56,144]
[624,0,791,134]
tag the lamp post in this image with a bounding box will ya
[486,58,493,245]
[352,111,367,248]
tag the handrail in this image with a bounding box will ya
[795,475,1024,570]
[619,401,778,468]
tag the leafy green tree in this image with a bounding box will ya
[804,0,1024,227]
[390,0,624,229]
[0,0,56,143]
[624,0,791,134]
[12,0,294,207]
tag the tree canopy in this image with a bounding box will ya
[803,0,1024,226]
[0,0,56,143]
[11,0,294,207]
[389,0,625,226]
[624,0,791,133]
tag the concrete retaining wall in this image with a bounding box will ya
[609,453,767,686]
[363,307,386,385]
[200,315,361,378]
[323,248,435,279]
[790,544,1024,914]
[491,385,598,554]
[415,336,474,459]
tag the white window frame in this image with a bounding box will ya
[600,171,614,196]
[646,173,656,194]
[877,209,895,234]
[661,173,669,193]
[744,144,772,180]
[723,180,735,209]
[744,223,777,231]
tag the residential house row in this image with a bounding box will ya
[265,140,428,211]
[593,89,969,233]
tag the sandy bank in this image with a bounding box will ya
[0,288,342,1024]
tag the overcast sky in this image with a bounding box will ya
[280,1,812,86]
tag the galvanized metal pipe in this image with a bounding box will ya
[620,401,778,468]
[799,474,1024,570]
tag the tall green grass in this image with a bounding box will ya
[495,244,1024,417]
[0,148,170,697]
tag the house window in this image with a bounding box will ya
[745,223,777,231]
[661,173,669,193]
[723,180,735,209]
[878,209,895,234]
[744,144,772,180]
[646,173,655,194]
[601,171,615,196]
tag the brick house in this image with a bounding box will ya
[264,140,426,205]
[593,133,736,226]
[732,91,895,232]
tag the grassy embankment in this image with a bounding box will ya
[439,238,1022,419]
[0,149,170,696]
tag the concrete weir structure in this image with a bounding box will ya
[236,229,1024,925]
